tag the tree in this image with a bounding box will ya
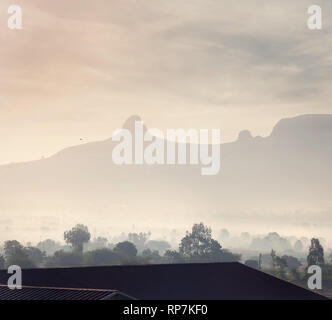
[113,241,137,262]
[3,240,24,258]
[179,223,218,259]
[258,253,262,270]
[307,238,324,266]
[216,249,241,262]
[3,240,35,268]
[64,224,91,253]
[85,237,109,251]
[37,239,62,256]
[179,223,240,263]
[0,255,5,269]
[164,250,185,264]
[140,249,163,264]
[145,240,171,254]
[25,247,46,266]
[281,255,301,271]
[271,250,277,270]
[270,250,287,279]
[84,248,120,266]
[128,232,150,252]
[45,250,83,267]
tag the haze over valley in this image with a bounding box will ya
[0,114,331,245]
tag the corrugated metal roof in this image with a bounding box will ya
[0,284,134,300]
[0,263,327,300]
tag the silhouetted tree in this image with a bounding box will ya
[45,250,83,267]
[0,255,5,269]
[180,223,218,259]
[271,250,277,270]
[128,232,150,252]
[64,224,91,253]
[84,248,120,266]
[164,250,185,264]
[37,239,62,256]
[85,237,109,251]
[3,240,24,258]
[270,249,287,279]
[258,253,262,270]
[145,240,171,254]
[25,247,46,266]
[179,223,240,263]
[216,249,241,262]
[3,240,35,268]
[140,249,163,264]
[281,255,301,271]
[114,241,137,262]
[307,238,324,266]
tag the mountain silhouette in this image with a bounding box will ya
[0,114,331,237]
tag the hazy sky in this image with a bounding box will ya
[0,0,331,164]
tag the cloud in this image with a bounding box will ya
[0,0,331,163]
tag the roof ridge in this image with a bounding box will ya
[0,284,116,292]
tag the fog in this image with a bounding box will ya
[1,1,332,248]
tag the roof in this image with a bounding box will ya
[0,284,134,300]
[0,262,327,300]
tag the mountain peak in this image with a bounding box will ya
[237,130,253,141]
[270,114,332,140]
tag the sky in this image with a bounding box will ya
[0,0,331,164]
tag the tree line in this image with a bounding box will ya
[0,223,241,269]
[0,222,328,287]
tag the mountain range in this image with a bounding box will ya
[0,114,331,241]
